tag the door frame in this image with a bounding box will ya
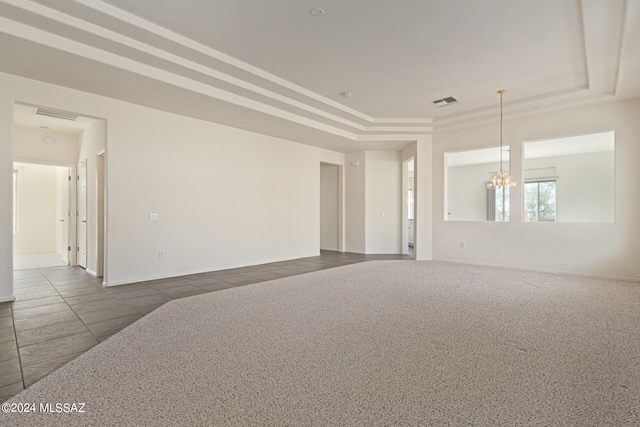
[401,156,416,258]
[96,149,106,282]
[10,102,109,283]
[77,160,87,269]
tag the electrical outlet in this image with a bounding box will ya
[149,213,159,221]
[158,250,164,258]
[460,241,466,248]
[359,236,364,242]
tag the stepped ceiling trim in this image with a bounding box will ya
[0,0,638,150]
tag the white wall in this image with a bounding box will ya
[344,151,404,254]
[320,163,339,251]
[447,151,615,223]
[0,94,12,301]
[524,151,614,222]
[13,126,79,165]
[365,151,402,254]
[345,152,366,253]
[55,167,68,258]
[434,97,640,280]
[78,120,106,276]
[0,73,347,288]
[107,109,343,285]
[414,137,433,260]
[447,161,500,221]
[13,163,57,254]
[96,153,105,277]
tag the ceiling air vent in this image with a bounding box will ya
[433,96,458,107]
[34,107,79,121]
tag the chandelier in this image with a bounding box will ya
[487,89,517,189]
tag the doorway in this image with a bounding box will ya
[12,162,72,270]
[12,102,106,278]
[403,157,415,257]
[320,163,341,252]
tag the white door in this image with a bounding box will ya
[77,162,87,268]
[61,168,70,264]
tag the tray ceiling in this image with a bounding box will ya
[0,0,638,151]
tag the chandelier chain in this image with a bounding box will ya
[499,89,504,170]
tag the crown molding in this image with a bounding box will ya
[0,0,634,146]
[0,0,431,144]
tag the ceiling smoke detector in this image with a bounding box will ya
[433,96,458,107]
[310,8,325,17]
[34,107,79,121]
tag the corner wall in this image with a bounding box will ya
[105,106,343,285]
[414,136,433,260]
[0,97,13,301]
[345,152,366,253]
[320,163,339,251]
[345,151,404,255]
[365,151,402,254]
[78,120,106,276]
[0,72,344,289]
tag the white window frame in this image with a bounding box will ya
[524,179,557,222]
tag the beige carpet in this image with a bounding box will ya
[2,261,639,426]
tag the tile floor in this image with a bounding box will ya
[13,252,67,271]
[0,250,411,402]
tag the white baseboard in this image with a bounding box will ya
[0,295,16,303]
[102,252,321,287]
[433,257,640,282]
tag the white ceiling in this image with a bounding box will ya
[0,0,638,152]
[13,103,95,134]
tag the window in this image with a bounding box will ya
[523,131,613,222]
[486,187,509,221]
[445,146,511,221]
[495,187,510,221]
[524,180,556,222]
[13,170,18,234]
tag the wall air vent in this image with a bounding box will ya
[433,96,458,107]
[34,107,79,121]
